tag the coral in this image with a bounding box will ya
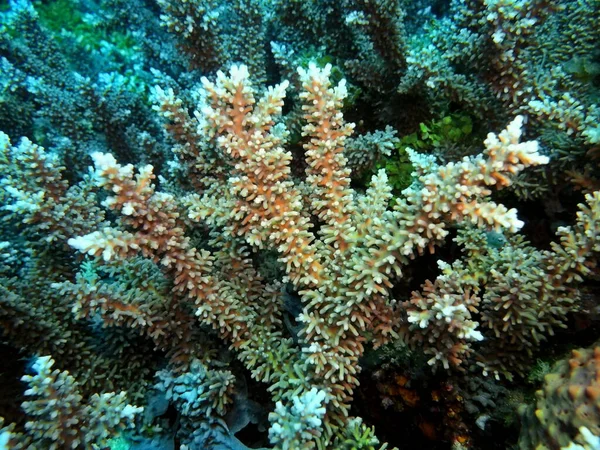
[528,94,600,146]
[68,62,548,446]
[0,133,160,399]
[0,355,142,449]
[403,191,600,378]
[403,277,483,370]
[399,10,498,117]
[151,84,226,190]
[156,0,268,80]
[345,126,399,174]
[268,388,328,449]
[0,250,159,398]
[1,0,600,447]
[156,0,224,71]
[270,0,345,58]
[227,0,269,85]
[342,0,408,94]
[157,359,236,419]
[518,345,600,449]
[0,132,105,242]
[54,257,211,370]
[482,0,556,107]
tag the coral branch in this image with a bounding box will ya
[0,356,141,449]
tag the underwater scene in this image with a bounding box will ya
[0,0,599,448]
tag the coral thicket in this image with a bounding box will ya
[0,0,599,448]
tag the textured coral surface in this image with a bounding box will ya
[0,0,599,448]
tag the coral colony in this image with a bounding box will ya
[0,0,599,449]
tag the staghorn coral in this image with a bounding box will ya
[54,257,215,371]
[344,125,400,175]
[0,355,142,449]
[68,62,549,447]
[403,276,483,370]
[342,0,408,94]
[156,0,268,81]
[0,132,160,399]
[155,359,239,448]
[401,0,599,166]
[1,0,600,446]
[269,387,328,449]
[0,132,105,242]
[156,0,225,71]
[402,190,600,379]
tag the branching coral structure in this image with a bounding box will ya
[66,63,550,447]
[1,0,600,447]
[403,191,600,379]
[0,356,142,449]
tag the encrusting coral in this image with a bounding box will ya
[518,345,600,449]
[66,62,551,447]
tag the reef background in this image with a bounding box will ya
[1,0,600,449]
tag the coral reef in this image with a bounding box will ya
[0,0,599,448]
